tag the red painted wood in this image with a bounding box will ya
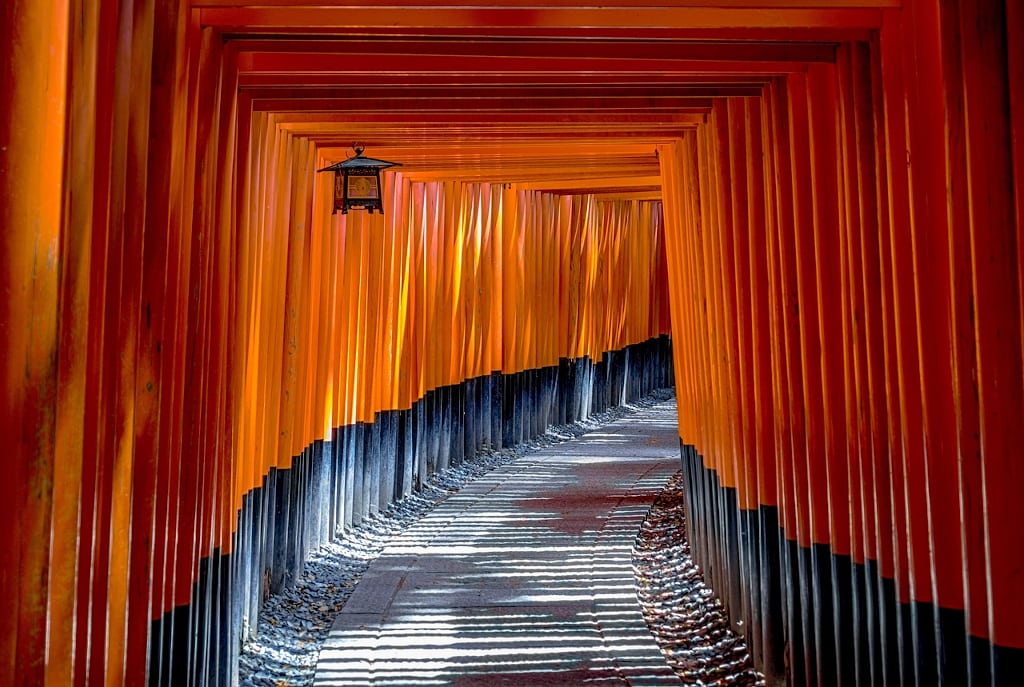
[200,5,888,35]
[877,9,915,608]
[7,1,1024,683]
[834,44,866,567]
[764,79,804,547]
[788,73,832,549]
[744,98,776,512]
[955,0,1024,651]
[0,0,68,682]
[808,62,852,558]
[726,99,755,513]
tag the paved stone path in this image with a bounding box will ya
[314,399,684,686]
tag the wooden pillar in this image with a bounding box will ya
[0,1,69,685]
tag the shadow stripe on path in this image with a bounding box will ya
[315,400,684,687]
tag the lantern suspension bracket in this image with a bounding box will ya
[317,143,402,216]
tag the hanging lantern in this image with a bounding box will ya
[317,143,402,215]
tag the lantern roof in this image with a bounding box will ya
[317,147,402,173]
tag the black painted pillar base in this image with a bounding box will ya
[147,335,676,686]
[676,437,1024,687]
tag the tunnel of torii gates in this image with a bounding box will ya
[1,0,1023,686]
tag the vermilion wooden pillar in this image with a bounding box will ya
[658,7,1023,683]
[954,1,1024,679]
[762,78,803,683]
[0,1,68,684]
[7,2,1024,686]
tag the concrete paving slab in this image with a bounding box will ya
[314,399,684,686]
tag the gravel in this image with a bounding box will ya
[240,389,764,686]
[633,470,766,686]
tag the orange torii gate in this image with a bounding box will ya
[1,1,1022,686]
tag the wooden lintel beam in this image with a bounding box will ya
[200,7,888,33]
[317,141,660,157]
[292,131,696,147]
[237,72,772,88]
[594,191,663,201]
[239,85,763,100]
[398,165,660,183]
[248,98,714,114]
[273,112,706,125]
[231,38,838,63]
[519,175,662,191]
[220,25,874,43]
[237,52,815,75]
[192,0,897,7]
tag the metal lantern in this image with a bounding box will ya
[317,144,402,215]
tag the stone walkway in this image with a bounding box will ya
[314,400,684,686]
